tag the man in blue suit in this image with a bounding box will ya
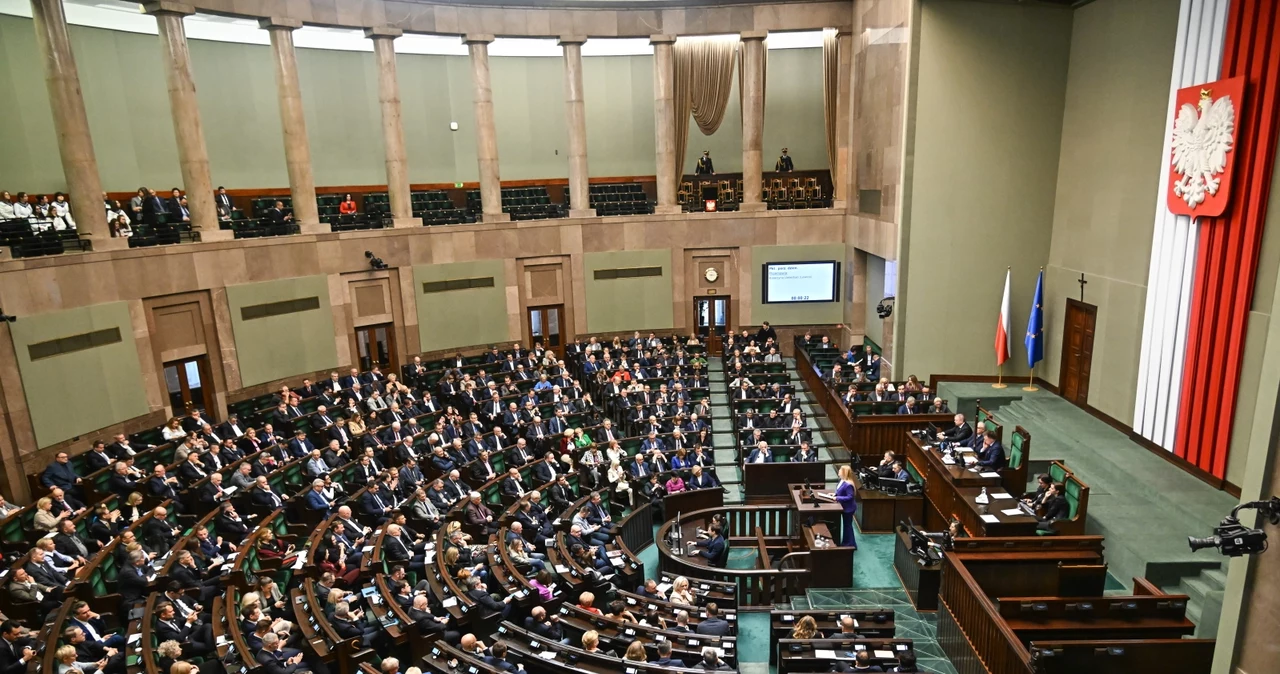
[304,480,331,515]
[975,431,1006,470]
[695,524,726,567]
[746,441,773,464]
[288,430,314,459]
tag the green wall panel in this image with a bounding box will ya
[1041,0,1180,426]
[414,260,511,352]
[0,14,826,192]
[751,244,846,326]
[492,57,570,181]
[226,276,338,387]
[583,55,656,178]
[763,48,829,172]
[10,302,150,448]
[902,0,1071,378]
[583,250,674,333]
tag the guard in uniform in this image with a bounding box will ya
[695,151,715,175]
[775,148,794,172]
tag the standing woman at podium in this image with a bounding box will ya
[835,465,858,550]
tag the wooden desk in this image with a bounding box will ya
[744,461,826,504]
[851,474,925,533]
[953,486,1040,537]
[903,433,1004,531]
[801,522,853,583]
[893,528,941,611]
[787,482,843,537]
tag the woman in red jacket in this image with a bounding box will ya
[339,194,358,215]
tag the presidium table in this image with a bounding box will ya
[903,432,1039,537]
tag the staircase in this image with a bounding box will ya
[1166,566,1227,638]
[707,357,842,505]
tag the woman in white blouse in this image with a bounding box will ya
[162,417,187,442]
[669,576,696,605]
[605,440,628,467]
[106,199,128,224]
[0,192,14,220]
[607,459,632,508]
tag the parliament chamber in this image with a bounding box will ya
[1,0,1280,673]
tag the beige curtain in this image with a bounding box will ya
[822,29,839,185]
[672,35,739,193]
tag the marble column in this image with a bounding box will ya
[260,17,320,233]
[366,26,415,227]
[465,34,508,223]
[29,0,111,245]
[835,27,853,208]
[739,31,767,212]
[145,2,226,240]
[651,35,680,215]
[559,36,595,218]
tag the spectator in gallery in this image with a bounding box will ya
[339,194,358,215]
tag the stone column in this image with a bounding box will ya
[651,35,680,214]
[559,36,595,218]
[366,26,415,227]
[739,31,767,212]
[29,0,111,245]
[144,2,226,240]
[465,34,508,223]
[835,26,853,209]
[260,17,321,233]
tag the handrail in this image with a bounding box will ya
[777,551,809,569]
[939,554,1035,674]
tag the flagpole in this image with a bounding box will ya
[993,363,1006,389]
[1023,367,1038,392]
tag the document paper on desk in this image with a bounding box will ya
[814,650,840,659]
[991,492,1014,499]
[980,472,1002,478]
[874,651,895,659]
[980,514,1001,523]
[1001,508,1026,517]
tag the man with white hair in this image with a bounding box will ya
[465,492,497,536]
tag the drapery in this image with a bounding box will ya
[822,29,839,187]
[672,35,739,193]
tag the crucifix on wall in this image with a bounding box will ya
[1078,273,1087,302]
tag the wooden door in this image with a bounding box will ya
[355,323,397,374]
[1058,299,1096,406]
[163,355,215,419]
[527,305,564,349]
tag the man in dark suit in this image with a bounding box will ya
[117,550,151,605]
[288,430,314,459]
[975,431,1006,470]
[464,577,512,618]
[938,413,973,444]
[695,524,726,567]
[255,632,309,674]
[500,468,528,498]
[214,502,250,541]
[84,440,113,472]
[166,188,190,222]
[141,507,178,552]
[695,603,731,636]
[265,200,293,225]
[141,188,165,226]
[548,474,576,513]
[484,642,519,672]
[214,187,233,217]
[0,621,36,674]
[897,396,920,415]
[531,453,559,485]
[360,482,393,524]
[108,462,141,498]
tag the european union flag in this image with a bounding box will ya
[1025,270,1045,369]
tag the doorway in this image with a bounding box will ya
[528,305,564,349]
[355,323,396,373]
[164,356,214,419]
[1058,299,1096,406]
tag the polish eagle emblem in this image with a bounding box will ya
[1170,89,1236,210]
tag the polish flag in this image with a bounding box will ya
[995,269,1011,366]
